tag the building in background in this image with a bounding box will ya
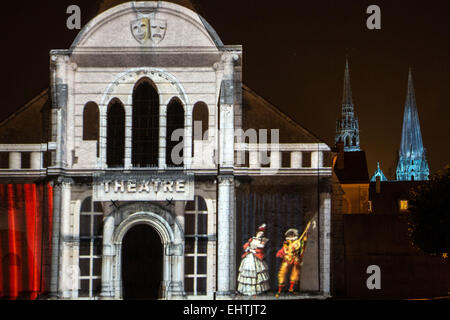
[370,162,388,183]
[333,60,370,216]
[331,63,449,299]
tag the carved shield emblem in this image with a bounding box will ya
[131,17,167,45]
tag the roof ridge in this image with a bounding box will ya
[242,84,327,144]
[0,88,49,128]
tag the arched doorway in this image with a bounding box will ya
[121,224,163,300]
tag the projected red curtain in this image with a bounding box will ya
[0,183,53,300]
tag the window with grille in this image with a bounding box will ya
[79,197,103,298]
[184,196,208,296]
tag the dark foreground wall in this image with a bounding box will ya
[337,214,449,299]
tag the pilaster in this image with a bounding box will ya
[216,175,236,298]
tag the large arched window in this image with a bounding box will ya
[83,102,99,141]
[106,99,125,168]
[166,97,185,167]
[79,197,103,298]
[132,78,159,168]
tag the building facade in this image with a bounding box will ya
[0,1,332,300]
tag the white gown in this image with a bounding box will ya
[237,237,270,296]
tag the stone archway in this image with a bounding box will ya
[99,203,185,300]
[121,224,163,300]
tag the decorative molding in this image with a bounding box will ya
[166,243,183,257]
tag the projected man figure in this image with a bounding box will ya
[275,220,314,298]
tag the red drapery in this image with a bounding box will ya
[0,183,53,300]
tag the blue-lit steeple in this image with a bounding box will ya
[371,162,388,182]
[396,69,429,181]
[335,58,361,152]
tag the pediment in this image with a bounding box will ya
[71,1,221,50]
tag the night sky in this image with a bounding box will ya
[1,0,449,178]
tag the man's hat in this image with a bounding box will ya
[285,228,299,237]
[258,224,267,232]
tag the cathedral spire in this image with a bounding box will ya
[396,69,429,181]
[342,58,353,106]
[335,58,360,152]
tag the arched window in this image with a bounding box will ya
[106,99,125,168]
[352,136,357,146]
[192,102,209,158]
[166,97,185,167]
[132,78,159,168]
[345,136,351,147]
[184,196,208,296]
[79,197,103,298]
[192,102,209,140]
[83,102,99,141]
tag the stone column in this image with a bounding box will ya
[270,150,281,169]
[312,151,323,169]
[49,181,62,298]
[249,150,260,169]
[216,176,236,298]
[219,53,238,169]
[99,108,108,169]
[9,152,21,170]
[100,215,115,298]
[124,106,133,169]
[51,54,68,169]
[30,152,42,170]
[159,104,167,169]
[168,201,185,298]
[66,62,77,168]
[291,151,302,169]
[319,179,332,297]
[58,178,74,298]
[216,52,238,298]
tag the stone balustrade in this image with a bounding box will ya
[235,143,332,169]
[0,144,49,170]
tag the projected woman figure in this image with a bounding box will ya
[237,224,270,296]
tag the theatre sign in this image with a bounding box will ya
[93,173,195,202]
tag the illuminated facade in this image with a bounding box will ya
[396,70,429,181]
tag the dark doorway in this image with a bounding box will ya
[121,224,163,300]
